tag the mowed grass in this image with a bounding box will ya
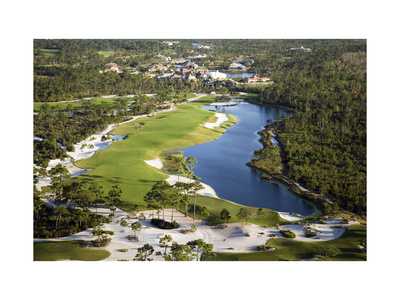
[203,224,366,261]
[34,240,110,261]
[74,97,237,209]
[98,50,116,57]
[181,195,287,227]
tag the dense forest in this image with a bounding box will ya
[246,40,366,215]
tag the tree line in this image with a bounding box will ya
[247,40,366,215]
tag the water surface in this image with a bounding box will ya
[174,102,314,215]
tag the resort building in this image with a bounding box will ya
[290,46,311,51]
[203,70,227,80]
[229,62,247,70]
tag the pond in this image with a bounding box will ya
[172,102,315,216]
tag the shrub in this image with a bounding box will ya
[304,227,320,237]
[280,230,296,238]
[128,235,139,242]
[120,248,128,252]
[151,218,180,229]
[258,244,273,251]
[270,233,276,237]
[89,236,111,247]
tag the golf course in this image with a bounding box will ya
[74,95,238,210]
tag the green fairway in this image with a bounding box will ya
[41,48,60,57]
[74,96,237,209]
[33,97,129,112]
[34,240,110,261]
[203,224,366,261]
[98,50,116,57]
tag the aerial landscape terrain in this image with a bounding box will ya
[33,38,366,262]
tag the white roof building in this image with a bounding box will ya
[229,62,247,70]
[203,70,227,80]
[290,46,311,51]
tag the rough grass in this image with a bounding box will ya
[34,240,110,261]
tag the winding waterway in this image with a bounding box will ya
[174,102,315,216]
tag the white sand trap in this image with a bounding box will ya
[166,175,218,198]
[202,113,229,129]
[277,212,304,221]
[144,157,163,169]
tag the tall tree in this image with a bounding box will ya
[48,163,70,202]
[220,208,231,226]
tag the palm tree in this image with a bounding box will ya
[159,234,173,256]
[131,221,142,239]
[189,181,203,221]
[173,156,185,182]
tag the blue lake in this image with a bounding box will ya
[173,102,315,216]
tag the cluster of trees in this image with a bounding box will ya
[248,40,366,215]
[34,162,125,238]
[132,236,214,261]
[34,100,122,153]
[144,156,203,225]
[34,138,69,167]
[34,186,112,238]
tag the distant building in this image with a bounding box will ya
[196,70,209,76]
[170,74,183,80]
[171,58,188,64]
[183,61,198,69]
[219,79,238,88]
[156,72,174,80]
[162,41,180,46]
[146,63,169,72]
[180,68,191,74]
[203,70,227,80]
[190,54,207,59]
[184,73,197,81]
[101,63,121,73]
[290,46,311,51]
[229,62,247,70]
